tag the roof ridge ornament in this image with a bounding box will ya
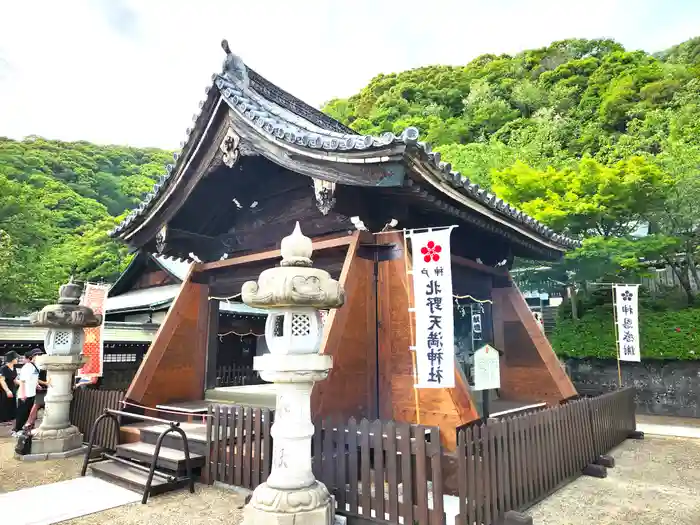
[221,39,250,90]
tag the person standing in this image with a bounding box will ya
[14,348,45,435]
[0,351,20,425]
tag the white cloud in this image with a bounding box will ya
[0,0,698,149]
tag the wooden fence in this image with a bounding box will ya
[205,404,273,489]
[312,418,444,525]
[206,388,637,525]
[588,386,636,457]
[215,365,266,387]
[69,388,124,450]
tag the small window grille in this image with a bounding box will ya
[273,316,284,337]
[291,314,311,336]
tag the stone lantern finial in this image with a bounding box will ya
[280,221,312,267]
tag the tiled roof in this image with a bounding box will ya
[105,284,268,316]
[109,51,578,250]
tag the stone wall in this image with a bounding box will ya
[565,358,700,418]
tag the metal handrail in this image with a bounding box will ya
[104,408,182,426]
[81,409,121,476]
[142,424,195,504]
[80,407,195,505]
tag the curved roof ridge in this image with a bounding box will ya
[109,50,579,251]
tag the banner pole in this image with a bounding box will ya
[612,285,622,387]
[402,230,421,425]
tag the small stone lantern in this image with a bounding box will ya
[23,281,102,459]
[241,222,344,525]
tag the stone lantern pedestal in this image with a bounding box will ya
[20,281,102,460]
[241,223,344,525]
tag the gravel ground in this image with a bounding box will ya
[0,432,83,493]
[528,435,700,525]
[0,430,245,524]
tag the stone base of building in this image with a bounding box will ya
[28,425,84,456]
[243,481,334,525]
[16,445,86,462]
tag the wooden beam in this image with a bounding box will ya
[452,254,509,278]
[195,232,356,272]
[204,299,220,390]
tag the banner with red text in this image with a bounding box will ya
[78,283,110,377]
[409,227,456,388]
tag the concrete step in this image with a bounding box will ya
[90,459,184,497]
[139,423,210,455]
[116,442,205,472]
[204,384,277,409]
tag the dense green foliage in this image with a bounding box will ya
[324,36,700,305]
[2,36,699,322]
[0,137,172,314]
[551,302,700,360]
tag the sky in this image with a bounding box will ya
[1,0,699,149]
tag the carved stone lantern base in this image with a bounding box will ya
[24,353,88,460]
[244,481,334,525]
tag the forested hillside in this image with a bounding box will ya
[325,36,700,305]
[0,137,172,314]
[1,36,699,316]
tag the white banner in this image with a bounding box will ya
[614,284,641,362]
[410,227,455,388]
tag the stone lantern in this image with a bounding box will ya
[23,281,102,459]
[241,222,344,525]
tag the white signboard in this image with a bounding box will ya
[614,284,641,362]
[410,227,456,388]
[473,344,501,391]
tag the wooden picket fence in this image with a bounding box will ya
[215,365,266,387]
[453,388,636,525]
[69,388,124,449]
[312,418,444,525]
[204,404,273,489]
[588,387,636,457]
[206,388,637,525]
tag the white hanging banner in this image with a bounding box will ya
[410,227,456,388]
[473,344,501,391]
[614,284,641,362]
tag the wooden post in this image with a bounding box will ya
[204,299,220,391]
[568,286,579,320]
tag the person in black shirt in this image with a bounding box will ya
[0,351,20,424]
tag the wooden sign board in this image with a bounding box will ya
[473,344,501,391]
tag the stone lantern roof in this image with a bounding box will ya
[29,281,102,329]
[241,222,345,310]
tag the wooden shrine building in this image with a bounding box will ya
[110,41,577,449]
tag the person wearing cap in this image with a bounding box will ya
[14,348,49,434]
[1,350,20,424]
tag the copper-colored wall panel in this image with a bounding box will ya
[377,233,479,451]
[126,274,209,407]
[312,234,376,421]
[492,285,577,403]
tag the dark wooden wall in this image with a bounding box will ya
[492,285,577,403]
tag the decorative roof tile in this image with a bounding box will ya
[110,48,579,251]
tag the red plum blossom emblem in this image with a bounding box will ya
[421,241,442,263]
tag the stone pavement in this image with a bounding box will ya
[636,414,700,439]
[528,435,700,525]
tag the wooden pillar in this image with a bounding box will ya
[204,299,220,391]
